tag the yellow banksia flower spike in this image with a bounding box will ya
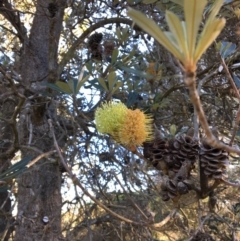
[95,101,128,136]
[95,101,153,151]
[128,0,226,74]
[117,109,153,151]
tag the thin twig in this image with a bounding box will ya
[195,72,217,139]
[220,57,240,146]
[153,209,177,228]
[111,171,149,220]
[26,150,56,168]
[187,213,212,241]
[185,73,240,154]
[0,66,26,158]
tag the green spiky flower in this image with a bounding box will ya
[95,101,128,136]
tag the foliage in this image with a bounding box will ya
[0,0,240,240]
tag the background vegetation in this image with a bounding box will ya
[0,0,240,240]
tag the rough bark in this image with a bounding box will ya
[0,82,15,239]
[15,0,67,240]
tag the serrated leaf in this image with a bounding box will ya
[111,49,119,65]
[98,77,109,91]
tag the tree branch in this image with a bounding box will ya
[58,18,132,77]
[185,73,240,155]
[0,0,27,43]
[220,57,240,146]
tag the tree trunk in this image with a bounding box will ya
[15,0,66,240]
[0,83,15,239]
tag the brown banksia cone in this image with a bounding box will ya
[143,138,169,174]
[90,44,102,61]
[160,160,193,201]
[103,40,115,57]
[168,135,199,173]
[88,33,103,61]
[200,140,229,179]
[161,179,178,201]
[88,32,103,50]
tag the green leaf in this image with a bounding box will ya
[232,74,240,88]
[0,156,32,181]
[68,79,76,94]
[207,0,225,23]
[76,67,90,92]
[126,91,140,107]
[98,77,109,91]
[142,0,157,4]
[107,71,117,90]
[121,27,130,42]
[184,0,207,59]
[47,81,72,94]
[195,18,226,62]
[219,41,236,59]
[166,11,188,59]
[85,78,105,90]
[111,82,123,95]
[56,81,72,94]
[169,0,183,6]
[111,49,119,64]
[170,124,177,136]
[116,28,122,40]
[128,8,183,62]
[86,61,93,73]
[119,65,150,78]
